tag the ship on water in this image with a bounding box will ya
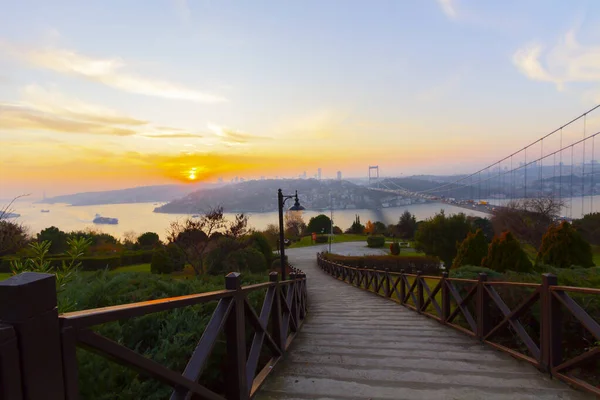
[93,214,119,225]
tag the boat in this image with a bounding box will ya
[41,209,50,213]
[93,214,119,225]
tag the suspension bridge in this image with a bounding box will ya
[368,105,600,220]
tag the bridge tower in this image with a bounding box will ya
[368,166,379,185]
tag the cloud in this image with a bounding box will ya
[4,43,226,103]
[513,29,600,91]
[207,123,271,145]
[437,0,457,19]
[142,133,204,139]
[0,104,137,136]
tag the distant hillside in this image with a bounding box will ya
[154,179,394,214]
[38,184,209,206]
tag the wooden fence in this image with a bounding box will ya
[0,269,308,400]
[317,253,600,397]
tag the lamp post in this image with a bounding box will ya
[278,189,305,280]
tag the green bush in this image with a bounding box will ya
[315,235,328,243]
[482,231,533,273]
[323,253,441,274]
[271,255,288,270]
[165,243,185,272]
[150,247,173,274]
[224,248,267,274]
[451,265,502,280]
[366,235,385,248]
[452,229,488,269]
[390,242,401,255]
[537,222,594,268]
[247,232,273,263]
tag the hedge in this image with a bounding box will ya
[366,235,385,248]
[315,235,328,243]
[0,250,154,273]
[323,253,441,275]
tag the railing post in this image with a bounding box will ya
[441,272,450,323]
[384,268,391,298]
[416,271,424,312]
[0,272,66,400]
[224,272,248,400]
[477,273,490,341]
[269,272,285,354]
[0,324,23,400]
[400,269,406,304]
[541,273,561,374]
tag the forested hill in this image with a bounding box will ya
[153,179,393,214]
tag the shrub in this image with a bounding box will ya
[224,248,267,274]
[482,231,533,273]
[390,242,401,255]
[537,222,594,268]
[414,211,472,267]
[366,235,385,248]
[332,226,343,235]
[271,255,288,270]
[451,265,502,280]
[150,247,173,274]
[165,243,185,272]
[136,232,161,249]
[452,229,488,269]
[315,235,328,243]
[247,232,273,263]
[306,214,332,234]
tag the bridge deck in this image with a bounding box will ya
[257,244,591,400]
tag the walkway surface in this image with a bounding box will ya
[256,242,592,400]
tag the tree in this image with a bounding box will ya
[452,229,488,269]
[482,231,532,273]
[262,223,279,249]
[414,210,472,267]
[537,222,594,268]
[492,196,564,248]
[0,220,28,256]
[37,226,68,254]
[150,246,173,274]
[373,221,387,235]
[285,211,306,238]
[122,230,138,249]
[364,220,374,234]
[397,211,417,239]
[137,232,161,249]
[167,207,248,276]
[469,217,494,241]
[346,215,365,234]
[573,212,600,246]
[306,214,332,234]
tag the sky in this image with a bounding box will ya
[1,0,600,198]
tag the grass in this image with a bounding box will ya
[0,273,10,281]
[593,246,600,266]
[109,263,151,273]
[289,233,368,248]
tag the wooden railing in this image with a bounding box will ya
[317,253,600,397]
[0,270,308,400]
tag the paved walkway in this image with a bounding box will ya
[257,243,591,400]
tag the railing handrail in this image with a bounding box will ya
[316,252,599,397]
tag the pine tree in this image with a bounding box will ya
[482,231,532,273]
[537,222,594,268]
[452,229,488,269]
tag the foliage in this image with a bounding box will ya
[261,224,280,249]
[10,237,91,309]
[332,226,343,235]
[491,196,564,248]
[150,246,173,274]
[390,242,401,255]
[396,210,418,239]
[246,231,274,263]
[573,212,600,246]
[205,237,243,275]
[60,272,267,399]
[364,220,374,234]
[345,214,365,234]
[223,247,268,274]
[167,207,248,276]
[323,253,441,274]
[414,210,472,267]
[271,255,288,269]
[366,235,385,248]
[451,265,502,280]
[482,231,533,273]
[452,229,488,269]
[536,222,594,268]
[0,220,29,256]
[306,214,332,234]
[373,221,387,235]
[469,217,494,241]
[37,226,68,254]
[137,232,161,249]
[284,211,306,239]
[315,235,328,243]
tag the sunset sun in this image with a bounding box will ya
[188,168,197,181]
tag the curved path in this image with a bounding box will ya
[257,242,591,400]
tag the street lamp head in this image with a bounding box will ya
[288,191,305,211]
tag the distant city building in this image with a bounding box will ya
[318,168,322,180]
[337,171,342,180]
